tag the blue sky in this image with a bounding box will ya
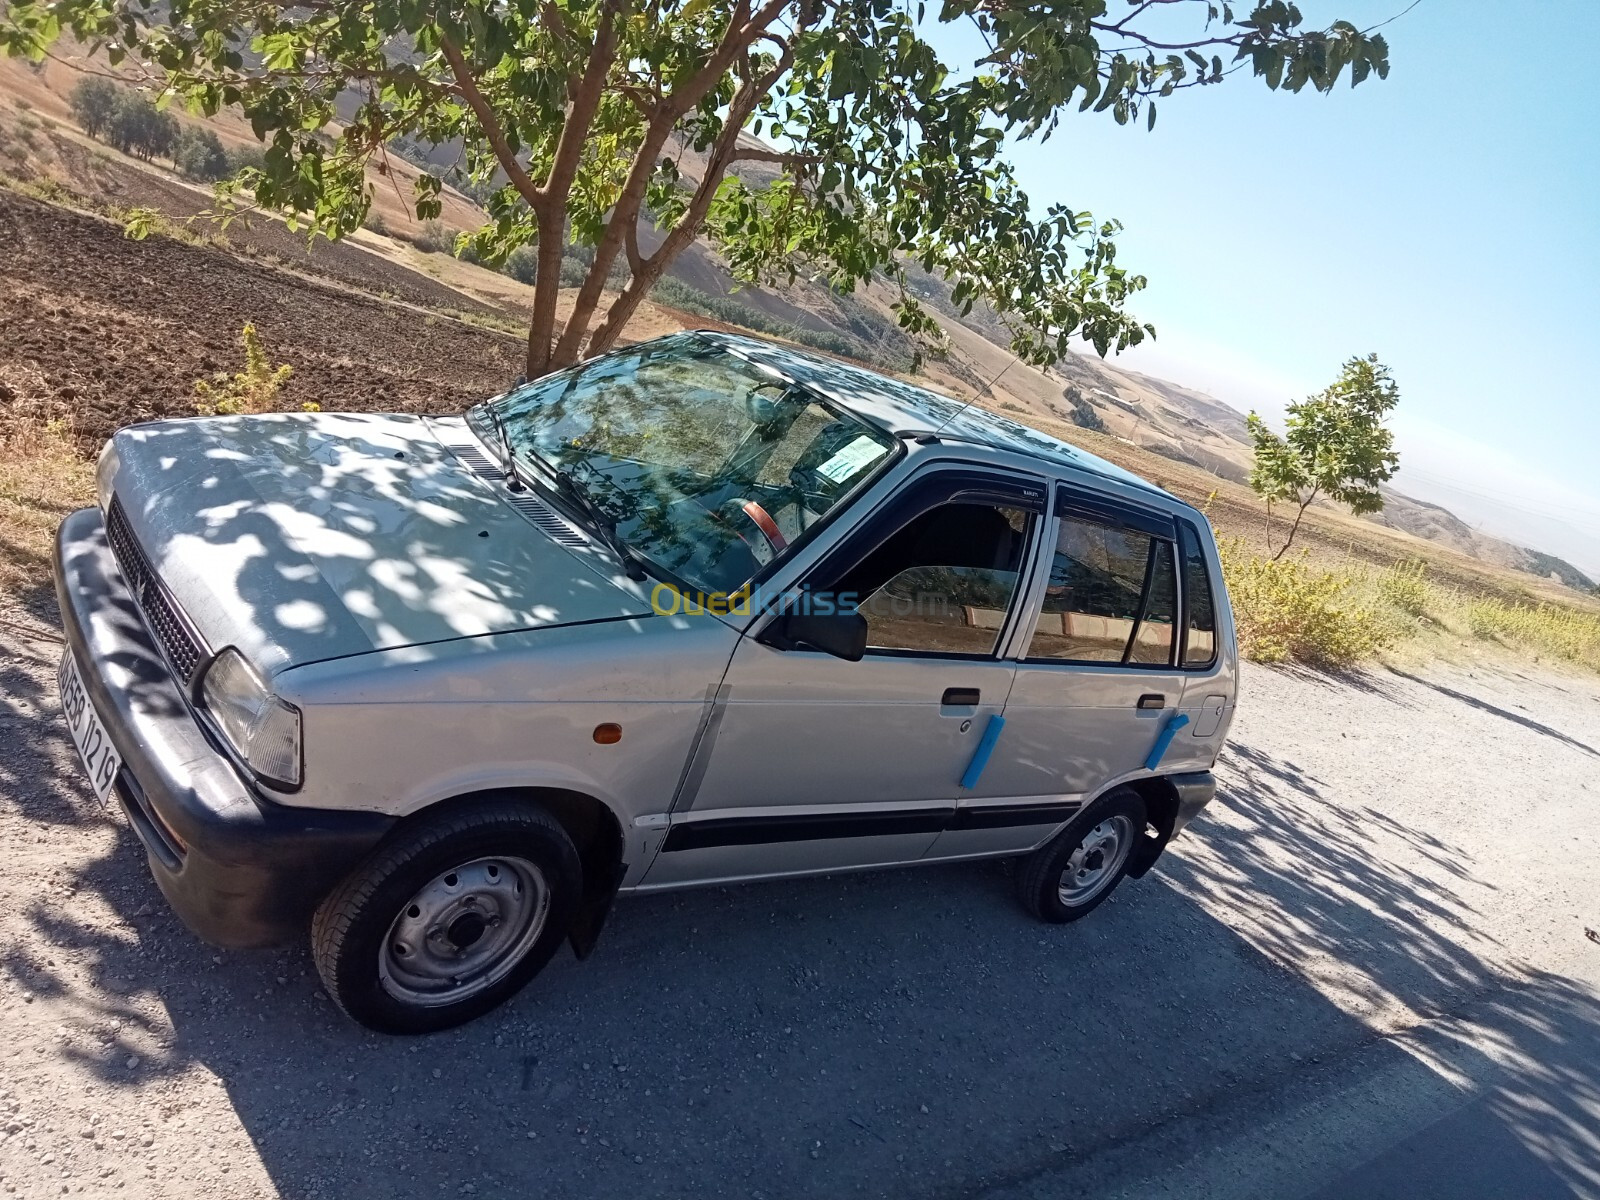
[930,1,1600,576]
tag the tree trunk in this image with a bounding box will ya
[550,120,677,367]
[525,210,567,378]
[1272,495,1316,561]
[585,255,671,356]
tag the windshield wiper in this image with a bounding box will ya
[482,404,528,493]
[521,449,650,583]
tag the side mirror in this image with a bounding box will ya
[764,610,868,662]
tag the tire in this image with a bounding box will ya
[1017,787,1147,924]
[312,797,582,1035]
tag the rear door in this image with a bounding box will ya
[925,484,1190,859]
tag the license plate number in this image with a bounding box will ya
[57,651,121,805]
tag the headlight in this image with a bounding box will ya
[200,648,303,788]
[96,439,120,512]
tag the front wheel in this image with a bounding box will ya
[312,798,582,1034]
[1016,788,1146,923]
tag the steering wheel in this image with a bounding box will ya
[712,496,788,561]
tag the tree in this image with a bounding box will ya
[1248,353,1401,560]
[67,75,117,138]
[173,125,231,181]
[105,91,178,162]
[4,1,1394,379]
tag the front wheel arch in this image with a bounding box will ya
[391,787,628,958]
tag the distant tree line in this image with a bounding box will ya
[68,77,262,183]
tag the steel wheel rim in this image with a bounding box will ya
[1057,815,1134,907]
[379,856,550,1007]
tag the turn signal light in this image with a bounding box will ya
[593,723,622,745]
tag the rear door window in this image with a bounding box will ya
[1027,514,1178,666]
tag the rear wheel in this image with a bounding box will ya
[1017,788,1146,923]
[312,798,582,1034]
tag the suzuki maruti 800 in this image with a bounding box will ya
[54,331,1236,1033]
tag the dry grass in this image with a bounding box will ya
[0,416,95,602]
[1440,594,1600,673]
[1218,541,1600,675]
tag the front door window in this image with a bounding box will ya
[836,503,1032,657]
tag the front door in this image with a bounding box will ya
[639,470,1047,888]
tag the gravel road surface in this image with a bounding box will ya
[1,595,1596,1200]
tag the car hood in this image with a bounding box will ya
[106,412,653,676]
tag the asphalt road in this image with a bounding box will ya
[1,605,1597,1199]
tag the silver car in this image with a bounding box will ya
[54,331,1236,1033]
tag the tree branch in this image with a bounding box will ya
[730,146,822,167]
[542,0,629,207]
[584,40,798,356]
[437,33,543,210]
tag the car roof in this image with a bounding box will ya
[696,330,1178,504]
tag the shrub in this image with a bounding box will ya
[193,323,310,416]
[1218,538,1397,668]
[1376,558,1430,617]
[503,244,538,285]
[173,125,229,181]
[412,220,460,254]
[362,209,388,236]
[559,253,591,287]
[226,143,267,175]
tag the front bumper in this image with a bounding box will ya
[53,507,394,947]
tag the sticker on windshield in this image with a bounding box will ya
[814,436,888,484]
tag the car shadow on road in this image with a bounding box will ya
[4,660,1598,1199]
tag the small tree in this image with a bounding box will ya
[68,75,117,139]
[1247,354,1400,559]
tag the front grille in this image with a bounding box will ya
[106,497,208,684]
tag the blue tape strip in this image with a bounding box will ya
[1143,712,1191,772]
[959,714,1007,790]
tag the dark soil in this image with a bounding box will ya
[39,133,506,318]
[0,189,523,449]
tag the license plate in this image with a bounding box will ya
[57,651,121,805]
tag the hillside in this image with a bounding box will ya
[1,49,1592,598]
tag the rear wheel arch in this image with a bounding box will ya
[1121,776,1181,878]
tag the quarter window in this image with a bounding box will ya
[1027,515,1177,666]
[838,503,1031,657]
[1179,522,1218,667]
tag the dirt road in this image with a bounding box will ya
[1,590,1596,1199]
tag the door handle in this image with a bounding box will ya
[942,687,981,707]
[1137,693,1166,711]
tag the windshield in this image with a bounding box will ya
[467,334,900,597]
